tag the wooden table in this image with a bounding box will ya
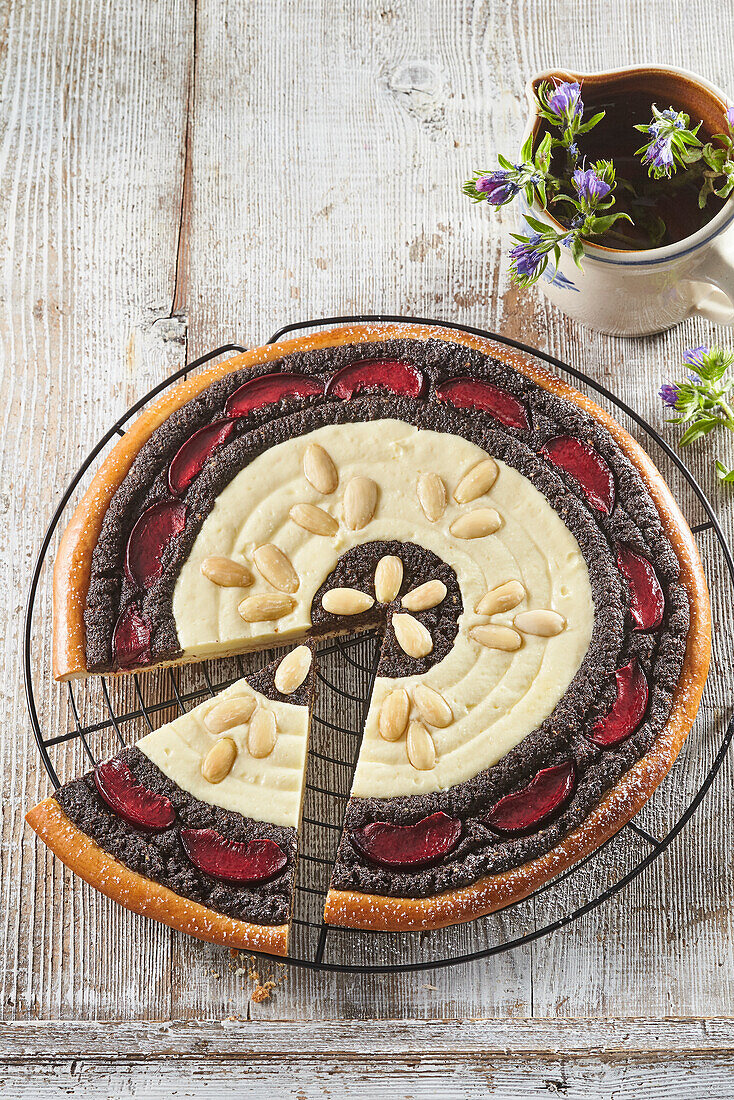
[4,0,734,1094]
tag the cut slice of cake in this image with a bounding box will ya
[26,648,315,956]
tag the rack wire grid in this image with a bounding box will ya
[24,314,734,974]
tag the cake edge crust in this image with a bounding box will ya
[25,797,289,955]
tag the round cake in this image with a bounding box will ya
[27,322,711,952]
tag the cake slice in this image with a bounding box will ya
[26,648,314,956]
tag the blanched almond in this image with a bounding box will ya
[200,556,253,588]
[406,721,436,770]
[454,458,499,503]
[514,609,566,636]
[289,502,338,536]
[248,709,277,758]
[374,555,403,603]
[274,645,312,694]
[392,613,433,658]
[470,624,522,651]
[201,737,237,783]
[449,508,501,539]
[378,688,410,742]
[401,579,447,612]
[412,684,452,728]
[238,593,296,622]
[321,587,375,615]
[343,476,378,530]
[476,579,526,616]
[253,543,299,593]
[417,472,446,522]
[303,443,338,494]
[204,694,256,734]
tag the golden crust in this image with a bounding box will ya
[50,321,711,933]
[26,797,289,955]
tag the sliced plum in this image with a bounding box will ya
[224,372,324,418]
[112,602,151,669]
[350,811,461,869]
[168,418,235,495]
[590,659,649,748]
[540,436,615,513]
[180,829,288,884]
[484,761,575,835]
[617,544,665,631]
[124,499,187,590]
[94,756,174,829]
[435,376,529,430]
[325,359,426,400]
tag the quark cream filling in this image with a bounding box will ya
[173,420,594,797]
[137,679,309,828]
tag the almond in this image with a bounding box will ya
[303,443,338,494]
[453,458,499,503]
[374,555,403,603]
[201,737,237,783]
[476,579,526,616]
[200,556,253,588]
[253,543,299,593]
[321,587,375,615]
[412,684,452,728]
[289,502,338,536]
[406,721,436,770]
[378,688,410,742]
[248,709,277,758]
[401,579,447,612]
[514,609,566,637]
[449,508,501,539]
[470,624,522,652]
[274,645,312,694]
[392,613,433,658]
[343,476,378,530]
[417,472,446,522]
[238,593,296,622]
[204,694,256,734]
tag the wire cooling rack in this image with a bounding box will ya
[24,314,734,974]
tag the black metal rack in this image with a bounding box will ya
[24,315,734,974]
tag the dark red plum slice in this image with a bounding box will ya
[224,372,324,418]
[435,376,529,429]
[540,436,615,513]
[325,359,426,399]
[180,829,288,884]
[590,659,649,748]
[350,811,461,869]
[484,761,575,834]
[112,602,151,669]
[124,499,187,590]
[168,418,235,495]
[94,756,174,829]
[617,544,665,631]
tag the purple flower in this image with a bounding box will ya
[683,345,709,371]
[510,233,545,278]
[727,105,734,131]
[547,81,582,119]
[659,382,680,408]
[643,136,675,175]
[476,170,520,205]
[568,142,580,161]
[572,167,612,203]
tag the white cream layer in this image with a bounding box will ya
[172,420,594,797]
[136,679,309,828]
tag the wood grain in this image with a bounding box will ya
[3,0,734,1089]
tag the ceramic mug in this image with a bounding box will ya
[520,65,734,337]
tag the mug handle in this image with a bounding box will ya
[690,238,734,325]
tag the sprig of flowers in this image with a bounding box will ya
[535,80,605,151]
[463,132,554,209]
[699,105,734,207]
[660,344,734,481]
[634,106,702,179]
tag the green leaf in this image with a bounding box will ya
[679,417,722,446]
[576,110,605,134]
[715,460,734,482]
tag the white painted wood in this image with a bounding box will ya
[2,0,734,1087]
